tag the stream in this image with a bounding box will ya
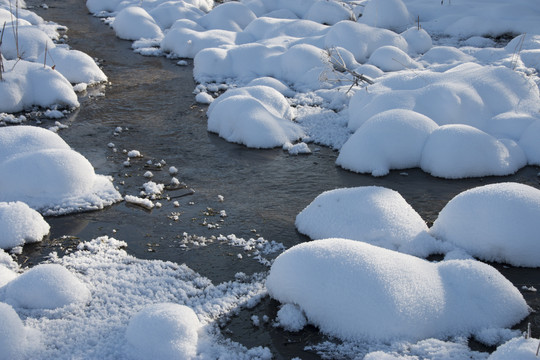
[18,0,540,358]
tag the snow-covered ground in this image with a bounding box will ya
[2,0,540,359]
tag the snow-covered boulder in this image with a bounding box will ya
[86,0,124,14]
[431,182,540,267]
[0,60,79,113]
[207,86,304,148]
[4,263,91,309]
[0,126,122,215]
[112,7,163,40]
[0,202,50,250]
[126,303,201,360]
[295,186,441,256]
[337,109,438,176]
[267,239,529,342]
[39,47,107,84]
[420,124,526,179]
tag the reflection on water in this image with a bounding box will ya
[21,0,540,358]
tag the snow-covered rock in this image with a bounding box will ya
[360,0,412,32]
[488,336,540,360]
[431,182,540,267]
[267,238,529,342]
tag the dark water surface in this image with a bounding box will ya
[20,0,540,357]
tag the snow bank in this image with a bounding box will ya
[3,263,91,309]
[0,202,49,250]
[207,86,304,148]
[0,126,122,215]
[337,109,438,176]
[295,186,441,257]
[267,238,529,342]
[431,182,540,267]
[0,25,55,62]
[126,303,201,360]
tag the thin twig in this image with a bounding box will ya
[0,22,6,81]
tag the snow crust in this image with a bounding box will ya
[267,238,529,342]
[0,126,122,215]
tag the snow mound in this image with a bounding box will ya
[420,124,526,179]
[40,47,107,84]
[324,20,408,62]
[0,202,50,250]
[337,109,438,176]
[519,120,540,165]
[198,2,256,32]
[401,27,432,55]
[275,303,307,332]
[0,126,122,215]
[0,25,55,62]
[126,303,201,360]
[295,186,441,256]
[148,2,204,30]
[112,6,163,41]
[0,303,36,360]
[488,337,540,360]
[431,182,540,267]
[207,86,304,148]
[349,63,540,132]
[4,263,91,309]
[0,265,18,288]
[162,27,237,59]
[359,0,412,32]
[267,239,529,342]
[369,45,421,72]
[0,60,79,113]
[304,0,353,25]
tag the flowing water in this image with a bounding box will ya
[18,0,540,357]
